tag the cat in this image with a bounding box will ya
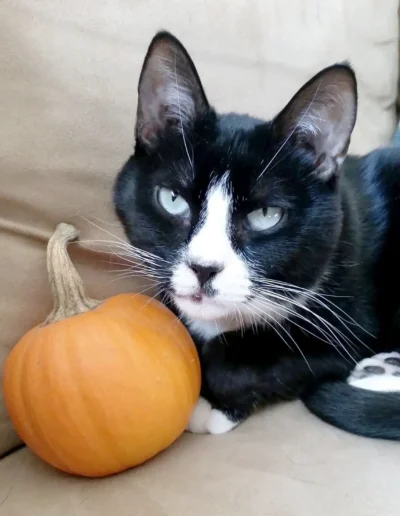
[114,31,400,440]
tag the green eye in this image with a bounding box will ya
[156,188,190,218]
[247,207,283,231]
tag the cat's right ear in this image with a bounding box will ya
[135,31,209,152]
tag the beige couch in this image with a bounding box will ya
[1,1,400,514]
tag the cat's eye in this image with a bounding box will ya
[156,187,190,218]
[246,206,283,231]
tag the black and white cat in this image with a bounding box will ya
[115,31,400,439]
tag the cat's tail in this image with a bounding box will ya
[302,381,400,440]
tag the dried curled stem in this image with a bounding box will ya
[43,223,101,325]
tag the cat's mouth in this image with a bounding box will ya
[174,284,216,304]
[175,291,208,304]
[172,290,235,321]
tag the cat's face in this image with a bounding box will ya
[115,32,357,336]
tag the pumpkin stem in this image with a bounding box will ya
[43,223,101,325]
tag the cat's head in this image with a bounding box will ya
[114,31,357,337]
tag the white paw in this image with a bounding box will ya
[186,397,213,433]
[347,352,400,392]
[186,397,239,435]
[207,409,239,434]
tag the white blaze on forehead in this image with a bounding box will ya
[188,173,234,266]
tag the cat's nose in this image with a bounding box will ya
[189,263,223,287]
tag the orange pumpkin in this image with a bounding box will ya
[3,223,200,477]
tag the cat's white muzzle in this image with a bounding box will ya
[171,261,252,321]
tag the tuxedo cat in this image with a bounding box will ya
[114,31,400,440]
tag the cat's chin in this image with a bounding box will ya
[173,295,233,321]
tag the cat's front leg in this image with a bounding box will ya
[186,333,276,435]
[186,331,351,435]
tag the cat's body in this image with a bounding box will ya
[115,32,400,439]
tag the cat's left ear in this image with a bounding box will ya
[273,64,357,179]
[135,31,209,151]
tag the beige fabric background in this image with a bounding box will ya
[0,403,399,516]
[0,0,399,487]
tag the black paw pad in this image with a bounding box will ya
[384,357,400,366]
[363,365,385,375]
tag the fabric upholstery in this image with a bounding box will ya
[0,403,399,515]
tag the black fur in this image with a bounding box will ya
[114,31,400,440]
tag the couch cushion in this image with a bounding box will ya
[1,0,399,455]
[0,403,399,515]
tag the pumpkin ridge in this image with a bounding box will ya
[25,332,74,472]
[50,323,114,475]
[73,316,131,474]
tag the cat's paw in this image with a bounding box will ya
[347,352,400,392]
[186,397,239,435]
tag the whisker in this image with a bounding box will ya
[251,289,358,362]
[82,215,125,228]
[264,282,373,352]
[255,277,371,335]
[80,240,168,266]
[174,51,194,173]
[249,295,355,364]
[245,302,314,372]
[138,288,166,312]
[257,83,321,180]
[78,218,171,265]
[80,217,133,245]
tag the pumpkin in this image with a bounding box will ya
[3,223,201,478]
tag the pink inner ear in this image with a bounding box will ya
[135,34,209,150]
[140,125,157,146]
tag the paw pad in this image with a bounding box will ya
[363,365,385,375]
[384,356,400,366]
[347,352,400,392]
